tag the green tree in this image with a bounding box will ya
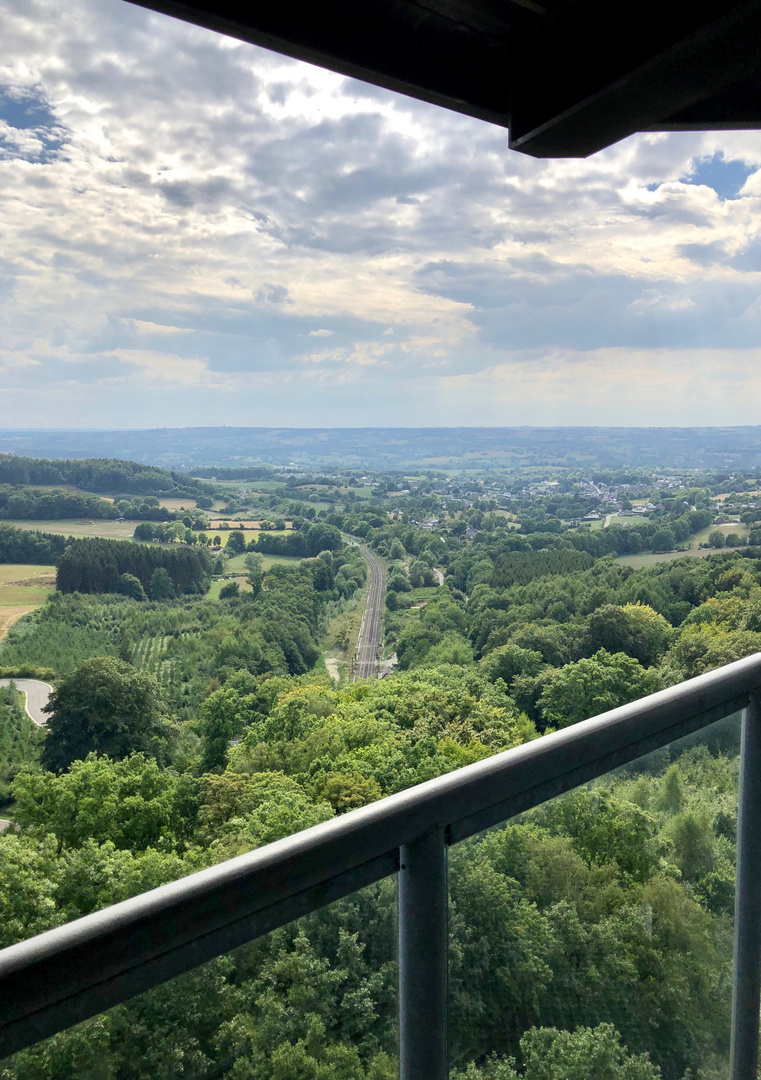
[708,529,725,548]
[583,603,672,666]
[149,566,175,600]
[41,658,171,772]
[245,552,264,598]
[226,531,247,554]
[117,573,147,601]
[538,650,661,729]
[650,528,675,553]
[13,753,196,854]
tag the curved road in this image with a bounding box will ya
[0,679,52,727]
[0,678,52,833]
[354,545,385,681]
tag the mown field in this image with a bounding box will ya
[10,520,138,540]
[158,497,197,512]
[0,565,56,642]
[225,552,301,573]
[0,565,56,607]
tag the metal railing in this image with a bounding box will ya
[2,654,761,1078]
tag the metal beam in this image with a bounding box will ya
[508,0,761,156]
[126,0,512,128]
[730,691,761,1080]
[399,828,449,1080]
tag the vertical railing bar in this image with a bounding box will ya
[730,689,761,1080]
[398,826,448,1080]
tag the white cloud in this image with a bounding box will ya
[0,0,760,426]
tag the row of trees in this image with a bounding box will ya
[0,455,210,498]
[56,539,212,597]
[0,525,66,564]
[0,487,118,521]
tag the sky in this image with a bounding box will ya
[2,0,761,429]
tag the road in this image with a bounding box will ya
[0,678,52,833]
[354,545,385,681]
[0,678,52,726]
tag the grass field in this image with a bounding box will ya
[0,564,56,613]
[158,497,197,512]
[616,551,714,569]
[690,522,748,547]
[225,552,302,573]
[11,520,138,540]
[207,576,253,599]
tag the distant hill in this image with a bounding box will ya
[1,427,761,471]
[0,453,211,497]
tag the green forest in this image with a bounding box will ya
[0,456,760,1078]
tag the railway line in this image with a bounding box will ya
[353,545,385,681]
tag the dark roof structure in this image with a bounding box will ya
[127,0,761,157]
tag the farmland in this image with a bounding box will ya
[0,564,55,609]
[10,519,139,540]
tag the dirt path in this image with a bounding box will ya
[0,607,35,642]
[325,657,340,682]
[433,568,445,586]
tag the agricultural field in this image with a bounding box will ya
[130,632,176,687]
[0,565,56,610]
[608,513,651,527]
[158,497,197,512]
[225,552,301,573]
[616,549,725,568]
[213,524,291,534]
[206,576,253,599]
[690,521,749,547]
[10,520,138,540]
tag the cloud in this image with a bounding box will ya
[0,0,760,426]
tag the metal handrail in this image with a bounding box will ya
[2,654,761,1078]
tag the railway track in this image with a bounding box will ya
[353,545,385,681]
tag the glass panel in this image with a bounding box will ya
[448,712,741,1080]
[0,878,398,1080]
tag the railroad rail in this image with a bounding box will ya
[353,544,385,680]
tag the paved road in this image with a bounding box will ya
[354,545,385,681]
[0,678,53,726]
[0,678,52,833]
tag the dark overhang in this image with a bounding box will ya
[125,0,761,157]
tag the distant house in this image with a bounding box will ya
[465,527,479,540]
[583,511,601,520]
[714,516,727,525]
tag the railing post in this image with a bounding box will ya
[731,691,761,1080]
[398,826,448,1080]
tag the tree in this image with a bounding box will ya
[41,658,171,772]
[650,527,675,553]
[149,566,175,600]
[708,529,725,548]
[583,603,672,667]
[538,649,661,729]
[117,573,147,601]
[219,581,240,600]
[245,552,264,599]
[226,531,247,554]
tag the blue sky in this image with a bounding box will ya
[1,0,761,428]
